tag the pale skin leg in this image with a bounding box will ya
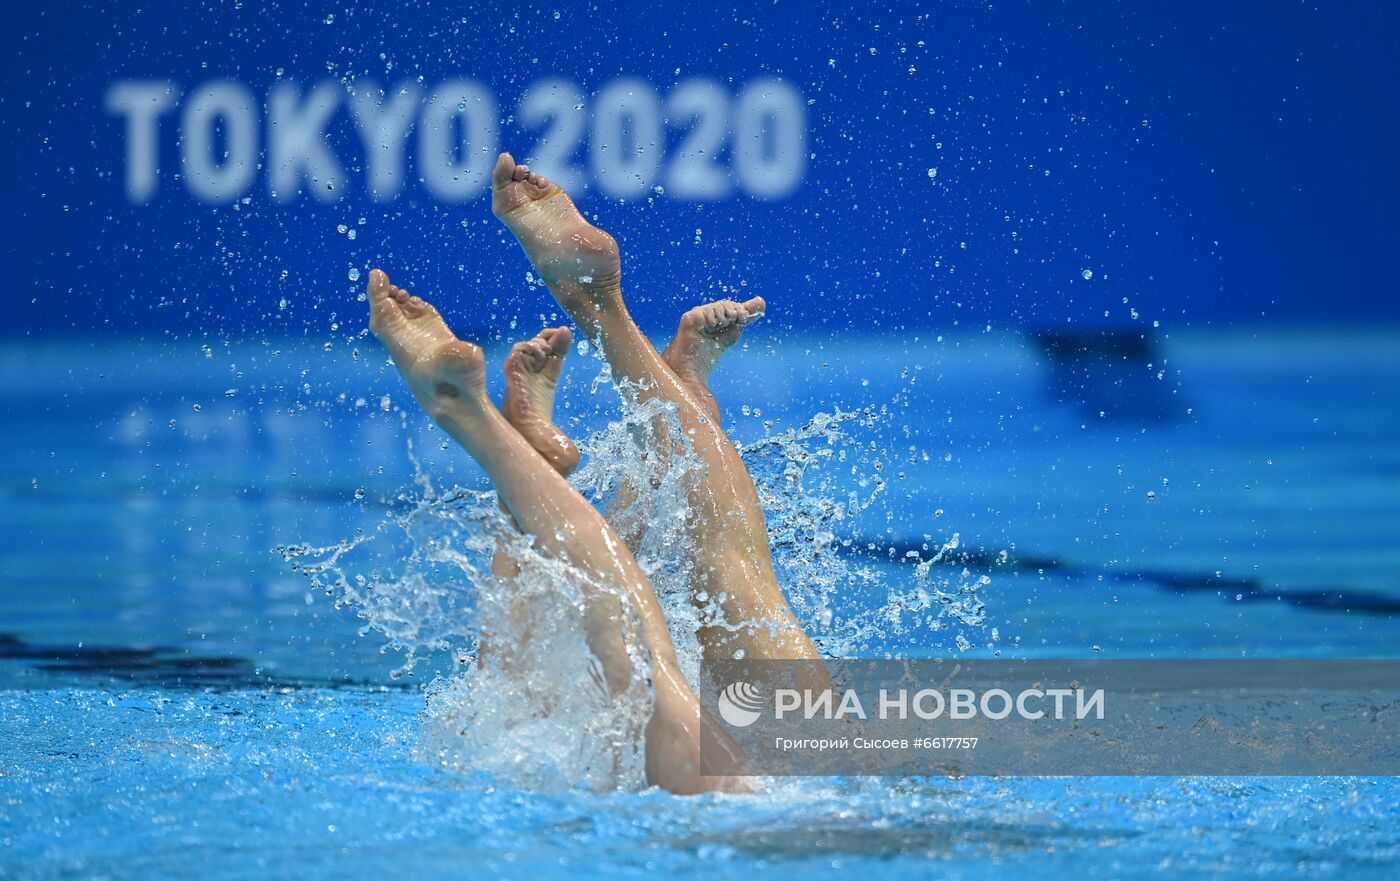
[489,153,823,666]
[366,269,745,795]
[609,300,768,551]
[661,298,767,425]
[505,303,771,586]
[500,326,580,475]
[485,327,580,669]
[488,324,579,586]
[495,310,765,629]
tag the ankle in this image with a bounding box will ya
[581,268,622,295]
[549,270,622,306]
[422,386,493,427]
[663,350,715,386]
[560,290,634,343]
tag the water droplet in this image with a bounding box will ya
[1081,269,1094,280]
[347,267,361,282]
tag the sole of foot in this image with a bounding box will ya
[366,269,487,416]
[661,297,766,413]
[502,326,581,476]
[490,152,622,310]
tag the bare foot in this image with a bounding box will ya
[661,297,766,420]
[366,269,488,418]
[490,152,622,315]
[501,326,581,476]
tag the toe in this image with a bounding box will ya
[367,272,404,331]
[541,326,573,358]
[512,163,531,181]
[741,296,766,317]
[368,269,392,301]
[507,339,544,372]
[491,152,516,189]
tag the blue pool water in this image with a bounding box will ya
[2,328,1398,878]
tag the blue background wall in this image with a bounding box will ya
[4,0,1397,340]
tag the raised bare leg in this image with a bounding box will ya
[662,298,766,423]
[491,153,821,666]
[368,268,744,795]
[489,327,580,640]
[502,326,580,475]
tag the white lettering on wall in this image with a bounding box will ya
[105,76,808,204]
[180,80,258,203]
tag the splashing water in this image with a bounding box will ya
[736,407,988,659]
[280,391,987,791]
[282,449,654,791]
